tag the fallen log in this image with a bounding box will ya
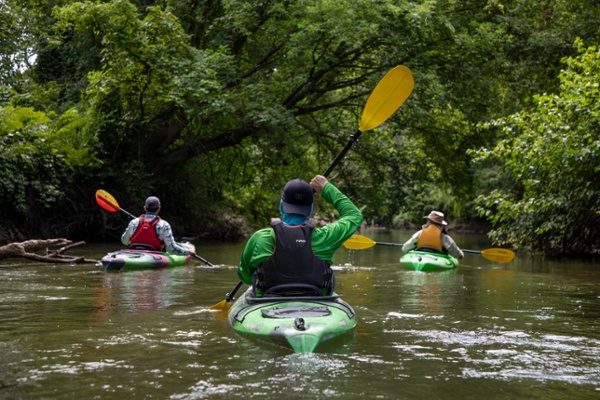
[0,239,99,264]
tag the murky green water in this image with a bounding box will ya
[1,229,599,399]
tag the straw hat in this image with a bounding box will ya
[423,210,448,226]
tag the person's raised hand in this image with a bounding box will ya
[310,175,328,194]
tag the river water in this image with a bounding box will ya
[1,229,598,399]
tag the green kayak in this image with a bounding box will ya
[399,250,459,272]
[228,288,357,353]
[101,242,195,272]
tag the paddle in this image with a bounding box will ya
[324,65,414,177]
[95,189,215,267]
[211,65,415,310]
[343,234,515,263]
[209,281,244,310]
[96,189,136,220]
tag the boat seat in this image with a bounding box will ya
[128,244,160,251]
[414,246,447,255]
[246,295,340,304]
[262,283,324,298]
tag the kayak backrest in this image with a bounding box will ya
[262,283,324,298]
[415,246,446,255]
[247,295,340,304]
[129,243,160,251]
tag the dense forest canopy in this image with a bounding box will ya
[1,0,599,256]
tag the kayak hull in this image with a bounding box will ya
[399,250,458,272]
[228,288,357,353]
[101,243,194,272]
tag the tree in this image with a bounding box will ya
[3,0,600,247]
[472,40,600,255]
[47,0,428,229]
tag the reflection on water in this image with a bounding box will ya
[0,234,599,399]
[91,267,196,315]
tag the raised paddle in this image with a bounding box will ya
[211,65,415,311]
[324,65,414,177]
[343,234,515,263]
[96,189,136,219]
[95,189,215,267]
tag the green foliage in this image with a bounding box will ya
[0,106,62,212]
[472,40,600,255]
[0,105,99,214]
[0,0,34,88]
[53,1,236,168]
[3,0,600,252]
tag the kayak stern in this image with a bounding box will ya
[228,289,356,353]
[101,242,195,272]
[399,250,459,272]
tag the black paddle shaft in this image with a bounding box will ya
[193,254,215,267]
[375,241,403,247]
[324,130,363,177]
[227,281,244,302]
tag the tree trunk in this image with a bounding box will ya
[0,239,98,264]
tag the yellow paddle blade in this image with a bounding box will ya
[343,234,377,250]
[480,248,516,263]
[210,282,243,310]
[95,189,121,212]
[209,299,231,311]
[359,65,415,132]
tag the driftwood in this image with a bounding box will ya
[0,239,99,264]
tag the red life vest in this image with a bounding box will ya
[130,215,163,250]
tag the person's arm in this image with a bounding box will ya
[121,219,138,246]
[441,234,464,259]
[237,228,275,284]
[158,220,193,255]
[402,230,421,252]
[310,179,363,263]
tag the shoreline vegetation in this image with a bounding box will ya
[0,218,493,246]
[2,2,599,257]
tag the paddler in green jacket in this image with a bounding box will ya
[237,175,363,297]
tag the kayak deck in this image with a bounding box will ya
[228,288,357,353]
[399,250,458,272]
[101,243,194,272]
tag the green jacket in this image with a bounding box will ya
[237,182,363,285]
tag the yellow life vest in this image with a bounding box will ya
[416,224,443,251]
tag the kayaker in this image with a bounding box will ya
[121,196,195,256]
[237,175,363,297]
[402,210,464,259]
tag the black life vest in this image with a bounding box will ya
[254,219,333,296]
[130,215,163,251]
